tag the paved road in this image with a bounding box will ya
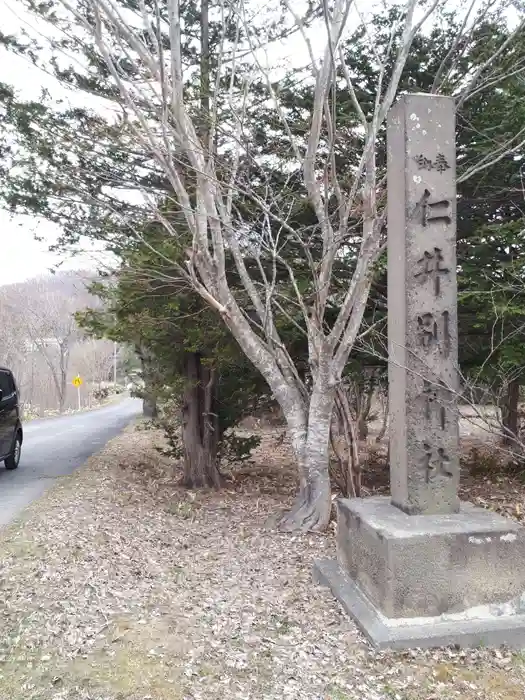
[0,397,141,527]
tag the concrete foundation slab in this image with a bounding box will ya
[314,558,525,650]
[336,497,525,619]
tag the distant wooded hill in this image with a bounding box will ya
[0,270,119,414]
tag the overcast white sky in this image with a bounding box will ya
[1,212,69,282]
[0,210,113,283]
[0,0,116,285]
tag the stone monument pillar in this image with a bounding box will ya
[314,94,525,650]
[388,95,459,517]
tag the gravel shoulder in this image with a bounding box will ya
[1,424,525,700]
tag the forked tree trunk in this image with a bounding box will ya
[279,380,333,532]
[181,352,222,489]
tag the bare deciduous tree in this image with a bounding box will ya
[72,338,115,395]
[0,272,111,414]
[21,285,80,413]
[29,0,525,529]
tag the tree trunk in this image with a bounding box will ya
[330,387,361,498]
[356,372,376,440]
[357,416,368,441]
[376,390,389,443]
[279,380,333,532]
[501,378,520,446]
[143,395,158,419]
[337,386,361,497]
[58,384,66,414]
[59,370,67,413]
[181,352,222,489]
[137,346,158,418]
[59,341,69,413]
[200,0,210,142]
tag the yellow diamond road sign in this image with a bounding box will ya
[72,376,83,388]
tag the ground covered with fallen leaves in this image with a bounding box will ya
[1,423,525,700]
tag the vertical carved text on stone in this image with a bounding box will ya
[388,95,459,515]
[415,154,434,170]
[422,443,453,483]
[417,312,437,349]
[442,310,450,358]
[414,154,451,172]
[434,154,450,172]
[414,247,449,296]
[416,311,451,357]
[422,189,452,227]
[422,379,447,430]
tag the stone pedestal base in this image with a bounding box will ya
[315,497,525,649]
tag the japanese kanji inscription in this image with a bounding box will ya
[414,247,449,296]
[414,153,450,172]
[421,380,447,430]
[388,94,459,515]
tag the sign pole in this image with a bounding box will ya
[72,375,83,410]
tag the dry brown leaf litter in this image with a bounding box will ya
[0,424,524,699]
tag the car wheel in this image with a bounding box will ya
[5,434,21,470]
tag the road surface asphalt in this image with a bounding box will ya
[0,397,141,528]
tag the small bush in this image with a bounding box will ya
[93,387,110,401]
[220,432,261,466]
[461,446,505,477]
[135,419,157,432]
[155,397,184,460]
[154,397,260,466]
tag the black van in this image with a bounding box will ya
[0,368,23,470]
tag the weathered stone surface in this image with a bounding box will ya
[315,94,525,650]
[314,558,525,650]
[387,94,459,515]
[336,497,525,619]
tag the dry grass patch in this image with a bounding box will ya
[0,424,524,699]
